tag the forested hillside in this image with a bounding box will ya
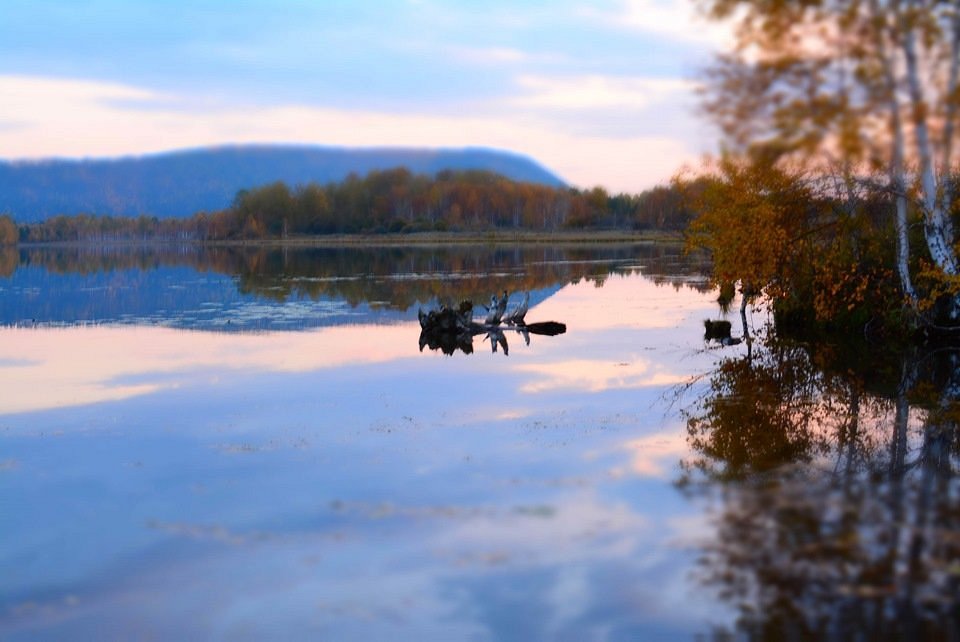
[0,145,563,222]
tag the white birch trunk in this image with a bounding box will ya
[873,0,919,307]
[901,4,939,218]
[941,6,960,247]
[890,97,918,308]
[901,1,960,319]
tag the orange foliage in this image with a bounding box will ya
[0,215,17,245]
[682,157,812,300]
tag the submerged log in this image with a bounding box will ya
[418,291,565,355]
[524,321,566,336]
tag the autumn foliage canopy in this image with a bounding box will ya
[684,0,960,331]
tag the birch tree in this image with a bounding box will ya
[698,0,960,325]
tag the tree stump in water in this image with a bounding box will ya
[418,293,565,355]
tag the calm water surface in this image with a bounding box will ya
[1,244,957,640]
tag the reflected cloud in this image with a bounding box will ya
[531,273,712,332]
[495,410,530,421]
[0,357,41,367]
[0,323,417,415]
[621,433,689,478]
[426,490,725,637]
[2,257,731,639]
[437,492,650,566]
[517,358,686,393]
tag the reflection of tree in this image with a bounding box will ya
[12,243,712,311]
[682,341,851,480]
[683,340,960,640]
[0,247,16,278]
[419,322,565,357]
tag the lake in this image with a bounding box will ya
[1,243,958,641]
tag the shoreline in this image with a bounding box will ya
[14,229,683,248]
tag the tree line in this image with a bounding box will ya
[7,169,703,244]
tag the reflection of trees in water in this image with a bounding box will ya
[0,246,16,278]
[683,339,960,640]
[418,320,566,357]
[4,243,711,309]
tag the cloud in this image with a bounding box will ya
[0,74,704,191]
[511,74,698,110]
[2,74,165,115]
[582,0,734,49]
[449,46,542,65]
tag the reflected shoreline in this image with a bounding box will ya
[0,243,710,331]
[682,331,960,640]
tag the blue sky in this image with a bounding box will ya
[0,1,728,191]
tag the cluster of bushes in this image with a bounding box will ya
[682,160,960,335]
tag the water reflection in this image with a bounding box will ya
[0,268,709,416]
[11,242,957,639]
[419,323,548,356]
[0,324,417,415]
[416,294,567,356]
[683,336,960,639]
[0,266,726,640]
[0,244,711,330]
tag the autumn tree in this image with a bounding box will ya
[293,183,332,233]
[696,0,960,327]
[232,182,294,238]
[684,160,813,306]
[0,215,17,245]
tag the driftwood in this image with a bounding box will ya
[418,291,566,356]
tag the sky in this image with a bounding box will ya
[0,0,730,193]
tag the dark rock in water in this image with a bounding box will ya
[704,319,732,341]
[704,319,742,346]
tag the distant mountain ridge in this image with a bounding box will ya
[0,145,565,222]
